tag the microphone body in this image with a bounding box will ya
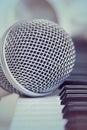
[0,19,75,97]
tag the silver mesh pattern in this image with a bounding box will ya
[0,63,21,94]
[1,19,75,96]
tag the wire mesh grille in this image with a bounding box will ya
[0,63,20,94]
[1,19,75,94]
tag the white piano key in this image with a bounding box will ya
[0,94,19,130]
[10,96,66,130]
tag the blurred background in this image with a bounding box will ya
[0,0,87,37]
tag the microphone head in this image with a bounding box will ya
[0,19,75,97]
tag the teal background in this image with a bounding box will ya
[0,0,87,38]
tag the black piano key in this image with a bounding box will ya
[61,95,87,105]
[59,85,87,102]
[65,119,87,130]
[59,85,87,97]
[63,104,87,113]
[65,75,87,85]
[60,93,87,129]
[63,111,87,119]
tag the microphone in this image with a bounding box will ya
[0,19,76,97]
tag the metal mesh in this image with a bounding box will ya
[1,19,75,95]
[0,63,20,94]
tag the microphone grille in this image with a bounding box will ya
[0,63,20,94]
[1,19,75,96]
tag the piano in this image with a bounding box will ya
[0,0,87,130]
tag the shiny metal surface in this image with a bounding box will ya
[0,19,75,96]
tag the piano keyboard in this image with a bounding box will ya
[58,36,87,130]
[10,96,66,130]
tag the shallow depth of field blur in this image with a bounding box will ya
[0,1,87,130]
[0,0,87,38]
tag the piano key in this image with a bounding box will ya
[65,119,87,130]
[60,85,87,100]
[59,85,87,100]
[61,95,87,105]
[0,94,19,130]
[63,111,87,119]
[63,75,87,85]
[60,86,87,97]
[58,36,87,130]
[10,96,66,130]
